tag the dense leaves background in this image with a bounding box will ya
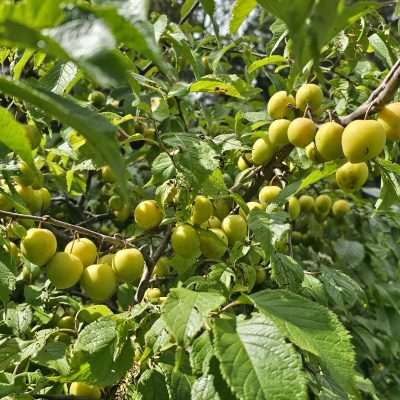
[0,0,400,399]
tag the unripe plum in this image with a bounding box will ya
[314,194,332,215]
[258,185,281,205]
[269,119,290,148]
[221,214,247,244]
[299,195,314,213]
[191,195,213,225]
[336,162,368,192]
[287,197,300,220]
[171,224,200,258]
[252,135,275,166]
[199,228,228,259]
[288,118,317,148]
[332,199,351,217]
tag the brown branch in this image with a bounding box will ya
[339,58,400,126]
[133,225,173,304]
[0,210,127,247]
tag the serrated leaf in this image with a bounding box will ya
[190,80,242,98]
[75,319,117,354]
[369,33,393,67]
[230,0,257,34]
[5,303,32,336]
[0,77,128,198]
[333,239,365,268]
[0,107,34,168]
[162,288,225,345]
[190,331,214,375]
[248,55,287,73]
[39,61,79,94]
[191,375,221,400]
[270,253,304,289]
[249,289,356,393]
[213,313,307,400]
[135,369,169,400]
[0,260,16,304]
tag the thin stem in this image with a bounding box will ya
[0,210,128,247]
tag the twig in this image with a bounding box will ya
[133,225,173,304]
[339,58,400,126]
[0,210,128,247]
[33,395,103,400]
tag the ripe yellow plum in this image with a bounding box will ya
[191,195,213,225]
[267,91,295,119]
[112,248,144,284]
[295,83,324,113]
[252,135,275,166]
[171,224,200,258]
[65,238,97,267]
[21,228,57,266]
[237,153,252,171]
[134,200,163,230]
[315,122,344,160]
[258,185,281,205]
[378,102,400,140]
[81,263,117,302]
[269,119,290,148]
[342,120,386,162]
[221,214,247,244]
[47,252,83,289]
[199,228,228,259]
[69,382,101,400]
[336,162,368,192]
[288,118,317,148]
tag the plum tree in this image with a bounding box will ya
[65,238,97,267]
[81,263,117,302]
[21,228,57,266]
[47,252,84,289]
[267,91,295,119]
[69,382,101,399]
[191,195,213,225]
[315,122,344,160]
[288,118,317,148]
[295,83,324,113]
[252,135,275,165]
[112,248,144,284]
[336,162,369,192]
[378,102,400,140]
[221,214,247,243]
[269,119,290,148]
[171,224,200,257]
[258,185,281,205]
[134,200,163,230]
[342,120,386,162]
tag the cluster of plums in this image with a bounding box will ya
[239,83,400,193]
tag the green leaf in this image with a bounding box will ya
[270,253,304,289]
[200,0,215,16]
[248,55,287,73]
[134,369,169,400]
[162,288,225,345]
[190,331,214,375]
[0,107,34,168]
[0,77,128,197]
[230,0,257,34]
[74,319,117,354]
[369,33,393,67]
[191,375,221,400]
[0,260,16,305]
[333,239,365,268]
[376,158,400,175]
[39,61,79,94]
[190,80,242,98]
[249,289,356,392]
[248,209,290,259]
[213,313,307,400]
[5,303,32,336]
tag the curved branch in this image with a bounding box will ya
[0,210,127,247]
[339,58,400,125]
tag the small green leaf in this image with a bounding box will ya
[248,55,287,73]
[191,375,221,400]
[270,253,304,289]
[213,313,307,400]
[162,288,225,345]
[5,303,32,336]
[200,0,215,16]
[230,0,257,34]
[190,80,242,98]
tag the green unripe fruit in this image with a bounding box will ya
[112,248,144,284]
[305,142,322,163]
[153,256,170,277]
[108,195,123,211]
[378,102,400,140]
[78,304,113,323]
[69,382,101,400]
[81,263,117,302]
[17,161,35,186]
[291,231,303,244]
[39,187,51,210]
[315,122,344,160]
[144,287,162,303]
[295,83,324,113]
[336,162,369,192]
[287,197,300,220]
[58,315,75,330]
[47,252,84,289]
[267,91,295,119]
[4,241,19,262]
[299,195,314,213]
[101,166,115,183]
[288,118,317,148]
[0,193,12,211]
[191,195,213,225]
[21,228,57,266]
[221,214,247,244]
[342,120,386,163]
[206,216,222,229]
[332,199,351,217]
[213,199,232,220]
[134,200,163,230]
[114,205,130,223]
[199,228,228,259]
[269,119,290,148]
[258,185,281,205]
[255,267,267,285]
[16,185,43,213]
[25,123,42,149]
[88,90,106,108]
[239,201,264,218]
[65,238,97,267]
[314,194,332,215]
[171,224,200,258]
[252,135,275,166]
[237,153,252,171]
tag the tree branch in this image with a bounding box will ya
[133,225,173,304]
[0,210,127,247]
[33,395,103,400]
[339,58,400,125]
